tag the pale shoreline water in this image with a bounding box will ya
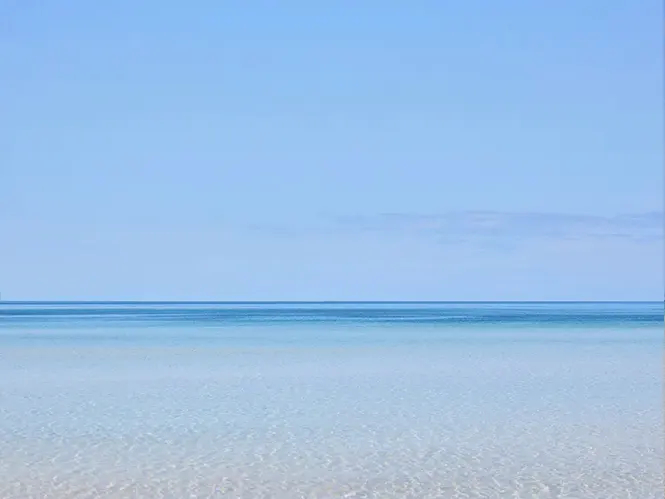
[0,302,662,498]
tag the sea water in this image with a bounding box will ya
[0,302,662,498]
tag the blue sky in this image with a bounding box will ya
[2,1,662,300]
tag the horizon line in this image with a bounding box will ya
[0,300,661,305]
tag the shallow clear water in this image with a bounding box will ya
[0,302,662,498]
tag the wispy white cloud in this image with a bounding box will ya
[325,211,663,243]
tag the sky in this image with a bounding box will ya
[2,1,662,301]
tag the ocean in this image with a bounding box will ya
[0,302,662,498]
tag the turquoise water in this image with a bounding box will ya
[0,302,662,498]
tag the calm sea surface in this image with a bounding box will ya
[0,302,662,498]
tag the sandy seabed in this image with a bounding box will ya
[0,325,662,498]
